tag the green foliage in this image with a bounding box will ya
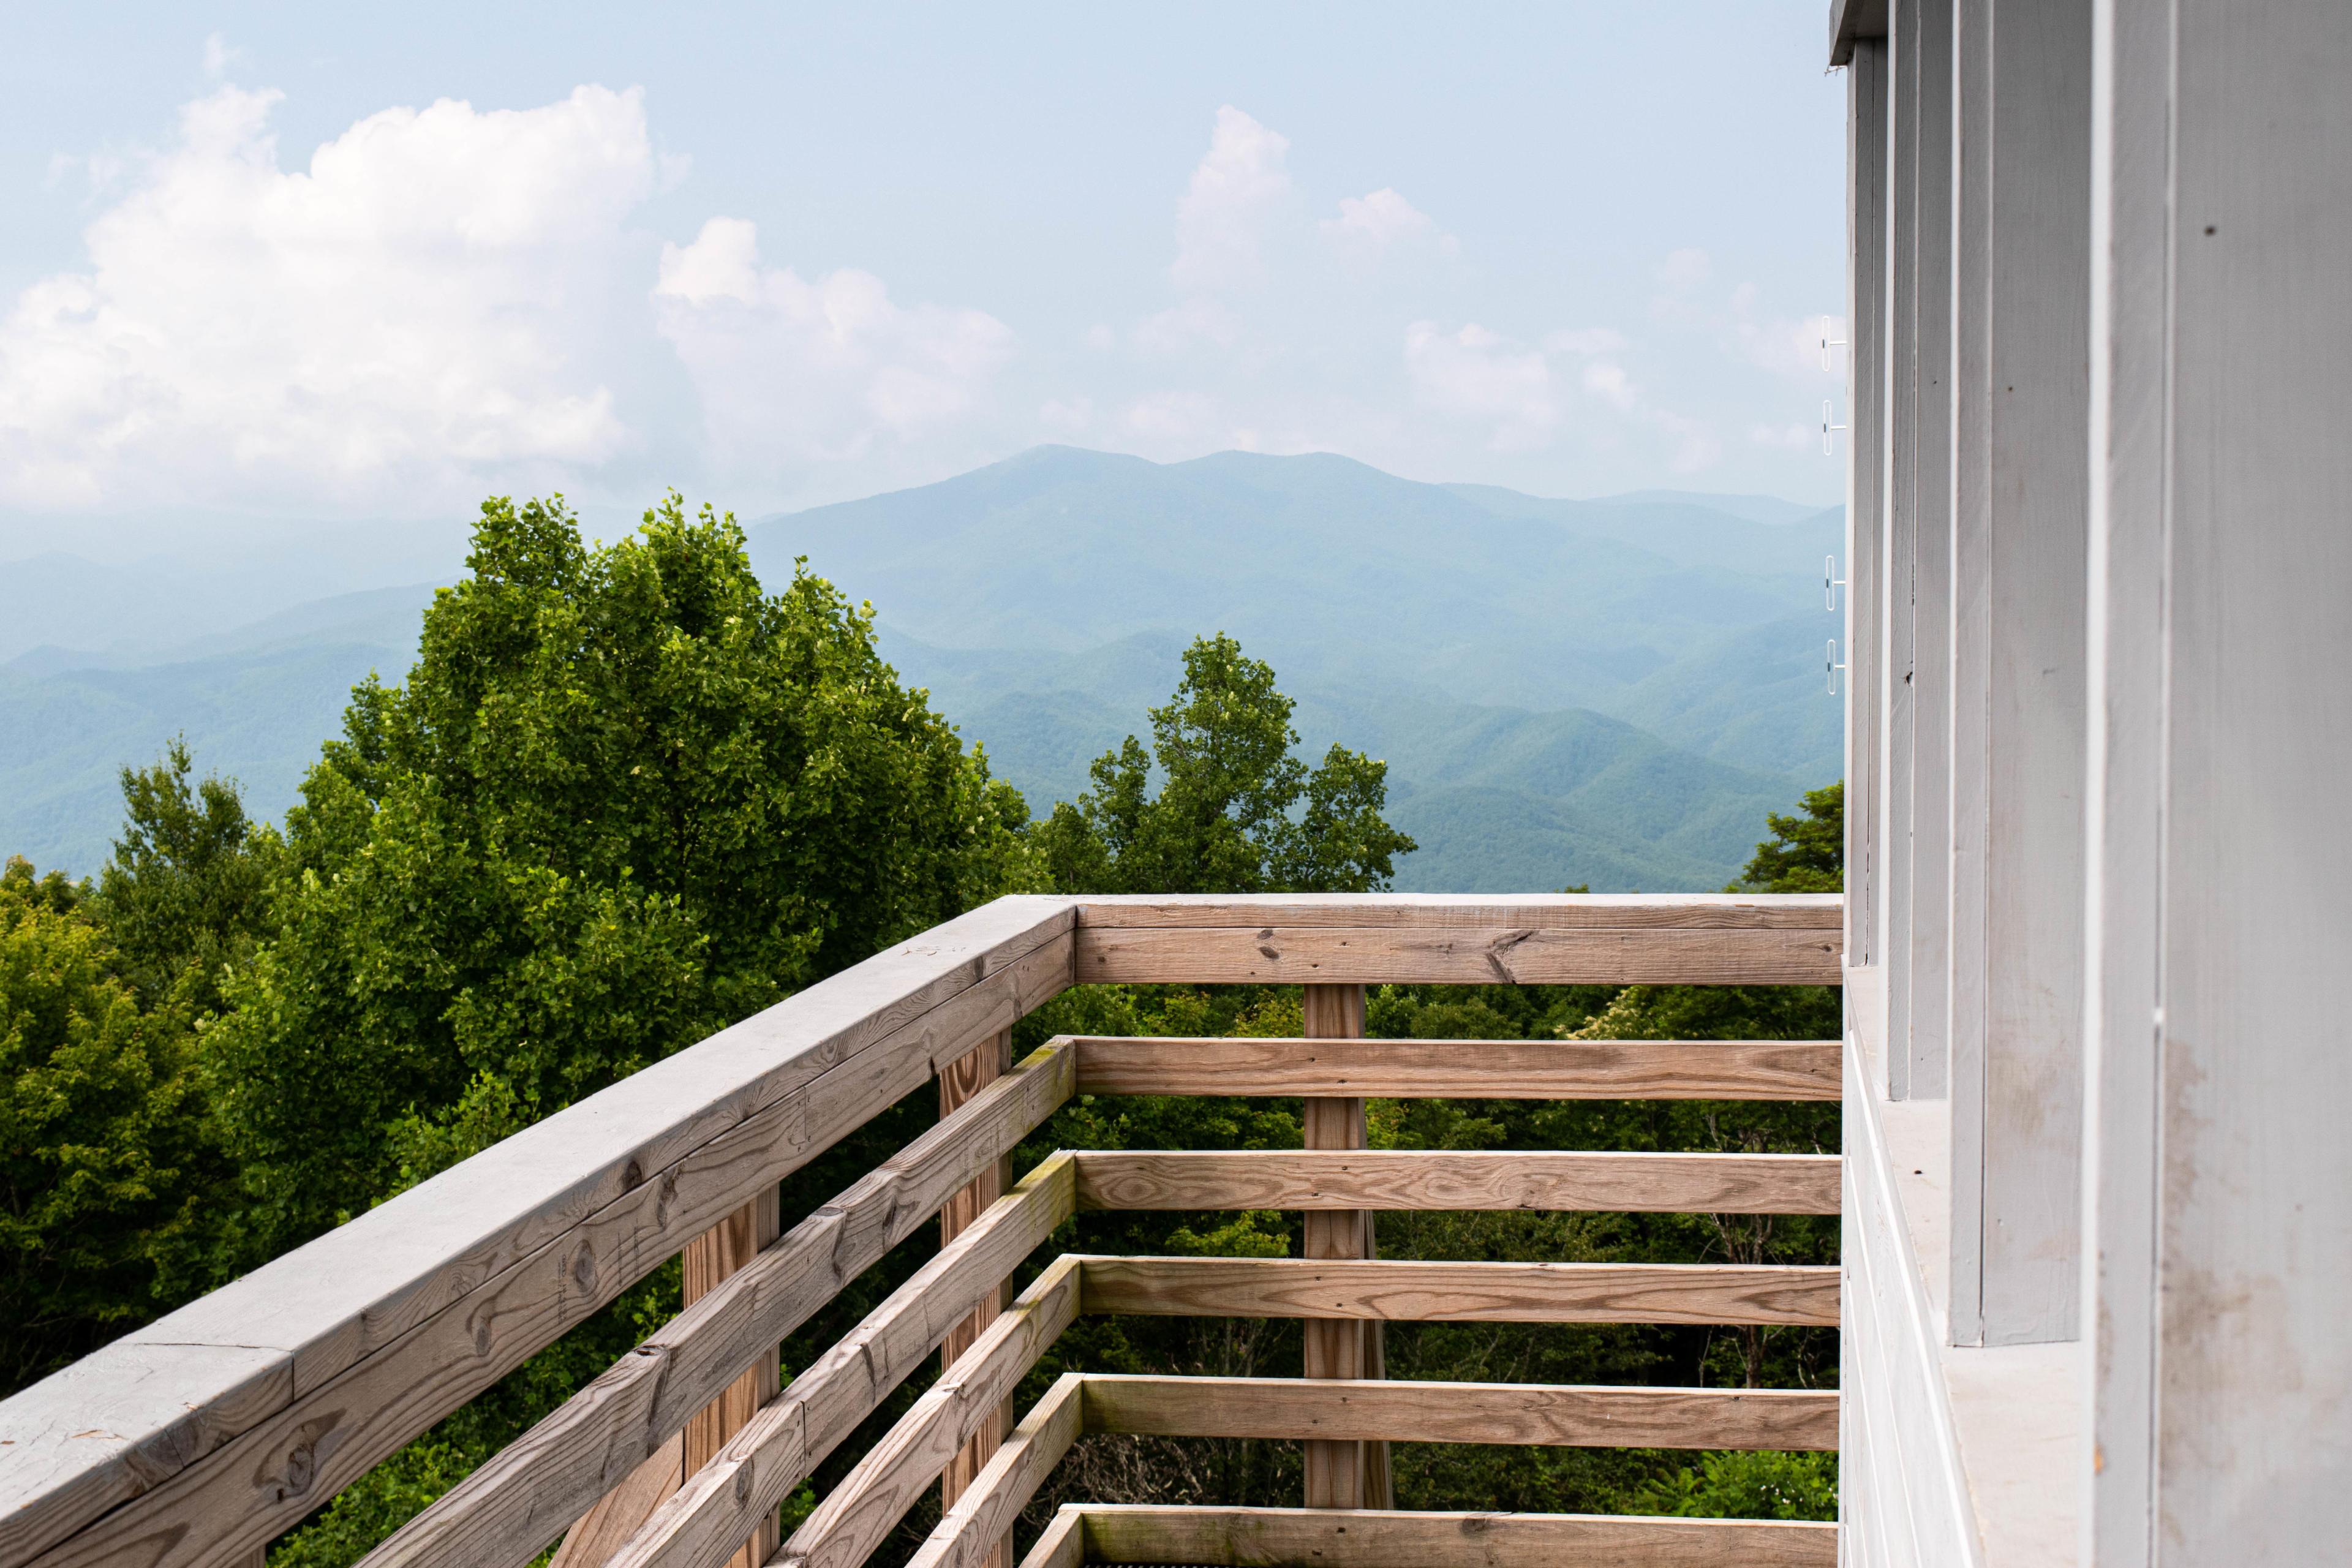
[0,856,233,1391]
[1034,634,1414,894]
[1630,1449,1840,1520]
[93,739,284,1016]
[204,494,1039,1254]
[1735,779,1842,894]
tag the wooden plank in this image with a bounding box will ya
[1073,1506,1838,1567]
[4,897,1076,1568]
[776,1259,1081,1568]
[550,1191,782,1568]
[1072,1150,1843,1215]
[1077,1257,1841,1328]
[1078,1376,1841,1452]
[604,1155,1080,1568]
[1299,984,1380,1513]
[1013,1509,1084,1568]
[903,1376,1083,1568]
[1072,1036,1841,1101]
[935,1028,1015,1568]
[1073,924,1841,986]
[1069,894,1842,930]
[367,1041,1077,1568]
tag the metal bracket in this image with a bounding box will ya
[1826,555,1847,612]
[1822,399,1847,456]
[1820,317,1848,372]
[1827,638,1847,696]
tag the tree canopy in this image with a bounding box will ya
[1034,633,1415,895]
[204,493,1038,1252]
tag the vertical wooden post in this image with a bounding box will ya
[1300,984,1390,1511]
[938,1027,1016,1568]
[548,1191,782,1568]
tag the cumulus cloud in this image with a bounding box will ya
[1404,322,1558,451]
[0,83,653,510]
[1170,106,1291,290]
[1131,297,1241,356]
[654,216,1014,469]
[1321,187,1456,260]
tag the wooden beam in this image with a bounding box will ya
[9,899,1077,1568]
[935,1028,1016,1568]
[776,1259,1080,1568]
[1072,1150,1844,1216]
[1072,1506,1838,1567]
[1014,1509,1085,1568]
[1069,894,1842,930]
[903,1376,1084,1568]
[1077,1257,1841,1327]
[1299,984,1382,1512]
[603,1155,1079,1568]
[549,1191,782,1568]
[366,1041,1077,1568]
[1072,925,1841,987]
[1071,1036,1841,1101]
[1078,1376,1841,1452]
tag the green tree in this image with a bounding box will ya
[94,740,283,1016]
[0,858,232,1392]
[1035,633,1414,894]
[205,492,1039,1255]
[1735,780,1842,894]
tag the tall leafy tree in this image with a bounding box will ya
[94,740,282,1016]
[1035,633,1415,894]
[0,858,230,1392]
[205,493,1039,1252]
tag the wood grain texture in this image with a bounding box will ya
[1072,1150,1844,1216]
[4,900,1076,1568]
[1012,1509,1084,1568]
[935,1028,1015,1568]
[1299,984,1381,1513]
[902,1376,1082,1568]
[1077,1376,1839,1452]
[1071,1036,1841,1101]
[1072,1506,1838,1567]
[1077,1257,1841,1327]
[1073,925,1842,986]
[551,1190,780,1568]
[777,1259,1080,1568]
[364,1041,1076,1568]
[1069,894,1842,930]
[603,1156,1079,1568]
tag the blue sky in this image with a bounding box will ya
[0,2,1847,559]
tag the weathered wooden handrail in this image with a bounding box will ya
[0,892,1839,1568]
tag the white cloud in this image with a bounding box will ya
[1543,326,1627,356]
[1659,246,1711,290]
[1749,420,1816,451]
[1321,187,1454,258]
[1132,297,1241,356]
[202,33,245,80]
[1404,321,1557,450]
[0,84,653,511]
[1581,360,1637,410]
[655,217,1014,469]
[1170,106,1291,290]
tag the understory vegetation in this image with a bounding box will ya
[0,492,1842,1566]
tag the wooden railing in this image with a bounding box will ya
[0,893,1842,1568]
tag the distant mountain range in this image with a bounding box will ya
[1,447,1845,890]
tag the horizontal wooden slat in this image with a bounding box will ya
[1073,924,1842,986]
[1073,1506,1838,1567]
[776,1257,1082,1568]
[1071,1036,1841,1101]
[1077,1257,1841,1327]
[1071,894,1842,930]
[606,1154,1080,1568]
[368,1041,1079,1568]
[1079,1376,1840,1451]
[1014,1509,1085,1568]
[1072,1150,1841,1215]
[12,910,1077,1568]
[903,1375,1084,1568]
